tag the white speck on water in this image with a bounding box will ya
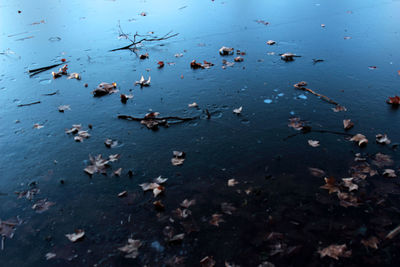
[290,111,295,115]
[263,99,272,104]
[277,93,284,97]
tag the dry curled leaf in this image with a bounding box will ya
[135,75,151,87]
[65,229,85,242]
[233,106,243,114]
[350,134,368,146]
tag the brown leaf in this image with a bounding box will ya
[361,236,379,249]
[135,76,151,87]
[337,192,360,207]
[332,105,347,112]
[32,199,55,213]
[387,96,400,105]
[219,46,234,55]
[376,134,391,145]
[84,154,109,175]
[372,153,393,168]
[342,178,358,191]
[209,214,224,226]
[308,140,320,147]
[200,256,216,267]
[320,177,339,194]
[93,82,118,96]
[350,134,368,146]
[343,119,354,130]
[318,244,351,260]
[171,151,185,166]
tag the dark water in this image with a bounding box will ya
[1,0,400,266]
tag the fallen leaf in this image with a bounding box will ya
[65,229,85,242]
[153,200,165,211]
[219,46,234,55]
[383,169,397,178]
[171,151,185,166]
[228,179,239,186]
[67,73,81,80]
[45,252,56,260]
[376,134,391,145]
[372,153,393,167]
[288,117,306,131]
[221,202,236,215]
[188,102,198,108]
[139,182,165,197]
[33,123,44,129]
[308,140,320,147]
[32,199,55,213]
[135,75,151,87]
[84,154,109,175]
[343,119,354,130]
[318,244,351,260]
[154,176,168,184]
[119,239,141,258]
[342,178,358,191]
[113,168,122,176]
[387,96,400,105]
[320,177,339,194]
[280,53,298,61]
[209,214,224,226]
[266,40,276,45]
[332,105,347,112]
[108,154,120,162]
[118,191,127,197]
[233,106,243,114]
[350,134,368,146]
[200,256,216,267]
[120,94,133,103]
[139,53,149,59]
[58,105,70,112]
[234,56,244,62]
[93,82,118,96]
[104,138,118,148]
[65,124,81,134]
[181,199,196,208]
[157,61,164,68]
[0,219,19,238]
[337,192,360,207]
[361,236,379,249]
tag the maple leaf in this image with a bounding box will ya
[139,182,165,197]
[341,178,358,191]
[84,154,109,175]
[119,239,142,258]
[320,177,339,194]
[318,244,351,260]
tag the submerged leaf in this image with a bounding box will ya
[318,244,351,260]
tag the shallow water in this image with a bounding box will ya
[1,0,400,266]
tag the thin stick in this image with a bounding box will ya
[118,115,196,121]
[28,63,64,73]
[110,30,179,52]
[42,91,58,96]
[17,101,41,107]
[294,84,338,105]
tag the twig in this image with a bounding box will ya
[42,91,58,96]
[294,84,338,105]
[118,115,196,121]
[28,63,64,73]
[386,224,400,240]
[110,29,179,52]
[17,101,41,107]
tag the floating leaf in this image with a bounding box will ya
[65,229,85,242]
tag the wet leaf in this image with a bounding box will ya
[45,252,56,260]
[118,191,127,197]
[139,182,165,197]
[65,229,85,242]
[387,96,400,105]
[342,178,358,191]
[104,138,118,148]
[157,61,164,68]
[67,73,80,80]
[343,119,354,130]
[309,168,325,177]
[332,105,347,112]
[337,192,360,207]
[113,168,122,176]
[171,151,185,166]
[139,53,149,59]
[266,40,276,45]
[0,219,19,238]
[234,56,244,62]
[33,123,44,129]
[119,239,141,258]
[318,244,351,260]
[120,94,133,103]
[188,102,198,108]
